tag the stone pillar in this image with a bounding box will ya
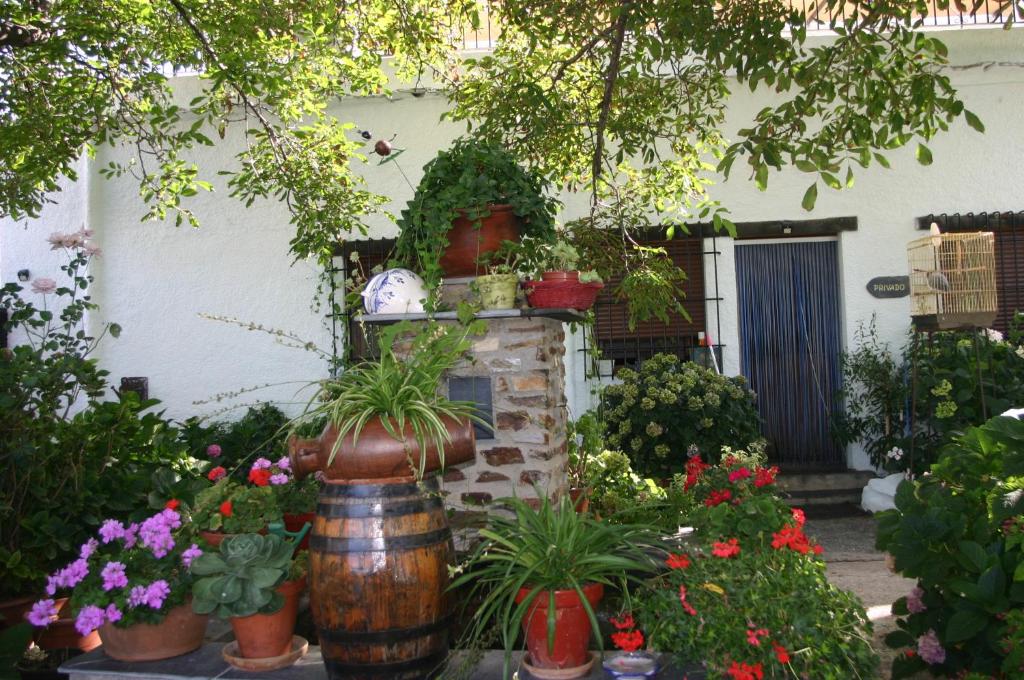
[440,317,569,509]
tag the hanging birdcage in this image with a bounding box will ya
[907,228,997,331]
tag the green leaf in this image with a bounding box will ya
[845,167,855,188]
[916,144,933,166]
[958,540,988,572]
[946,609,988,642]
[801,182,818,211]
[964,110,985,133]
[108,323,121,338]
[754,164,768,191]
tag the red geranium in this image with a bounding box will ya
[207,466,226,481]
[705,489,732,507]
[728,467,752,483]
[726,661,764,680]
[711,538,741,558]
[164,499,180,510]
[611,629,645,652]
[248,468,272,487]
[791,508,806,526]
[772,642,791,664]
[684,455,709,490]
[746,628,769,646]
[610,613,635,630]
[666,553,691,569]
[754,466,778,488]
[219,500,233,517]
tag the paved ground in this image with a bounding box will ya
[806,513,922,680]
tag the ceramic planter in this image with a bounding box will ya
[476,273,519,310]
[97,602,208,662]
[229,577,306,660]
[515,583,604,677]
[439,204,520,277]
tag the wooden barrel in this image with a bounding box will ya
[310,478,454,680]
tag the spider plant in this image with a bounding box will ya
[294,319,487,479]
[450,491,666,678]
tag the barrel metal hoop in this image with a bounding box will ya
[316,496,443,519]
[320,478,439,498]
[317,613,453,644]
[309,527,452,553]
[323,650,448,677]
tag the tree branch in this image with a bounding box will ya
[591,0,630,197]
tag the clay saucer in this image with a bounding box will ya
[521,651,597,679]
[222,635,308,672]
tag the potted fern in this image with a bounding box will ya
[393,138,558,293]
[190,533,308,669]
[451,493,665,679]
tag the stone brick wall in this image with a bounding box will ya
[438,317,569,509]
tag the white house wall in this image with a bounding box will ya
[1,30,1021,470]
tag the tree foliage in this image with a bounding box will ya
[1,1,988,310]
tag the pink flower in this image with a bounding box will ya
[74,605,105,636]
[276,456,291,471]
[906,586,927,614]
[46,231,83,250]
[728,467,752,483]
[917,629,946,665]
[105,604,122,624]
[711,538,741,558]
[181,544,203,568]
[269,473,289,485]
[206,444,222,458]
[82,241,102,257]
[27,599,59,627]
[30,278,57,294]
[207,466,226,481]
[252,457,272,470]
[100,561,128,591]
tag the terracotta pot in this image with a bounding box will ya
[0,595,36,629]
[98,602,208,662]
[283,513,315,551]
[230,577,306,659]
[438,204,520,277]
[200,527,269,549]
[515,583,604,670]
[36,600,100,652]
[568,488,590,515]
[541,270,580,283]
[288,414,475,483]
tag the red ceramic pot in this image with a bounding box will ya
[438,204,520,277]
[515,583,604,670]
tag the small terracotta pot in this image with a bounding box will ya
[541,270,580,283]
[289,415,476,483]
[438,204,520,277]
[568,488,590,515]
[98,602,208,662]
[515,583,603,670]
[230,578,306,659]
[0,595,36,630]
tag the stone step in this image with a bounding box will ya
[777,470,877,507]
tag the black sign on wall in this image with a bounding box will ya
[447,376,494,440]
[867,276,910,299]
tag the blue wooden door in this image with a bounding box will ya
[735,240,845,468]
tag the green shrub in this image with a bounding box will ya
[876,415,1024,678]
[583,450,694,531]
[834,316,1024,474]
[177,402,291,478]
[601,353,761,477]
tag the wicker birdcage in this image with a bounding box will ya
[907,228,997,331]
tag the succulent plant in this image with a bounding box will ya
[190,533,295,618]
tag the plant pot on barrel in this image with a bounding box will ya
[191,534,309,672]
[287,321,481,680]
[25,507,208,663]
[451,494,664,680]
[393,138,558,294]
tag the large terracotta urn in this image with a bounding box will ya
[288,416,475,680]
[438,203,519,278]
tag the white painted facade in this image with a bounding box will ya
[2,29,1022,469]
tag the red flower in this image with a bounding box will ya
[684,456,709,490]
[813,544,824,555]
[728,467,752,483]
[678,584,688,603]
[682,600,698,616]
[207,466,226,481]
[219,500,233,517]
[754,466,778,488]
[791,508,806,526]
[610,613,635,630]
[248,468,272,487]
[723,454,738,467]
[772,642,791,664]
[771,524,822,556]
[746,628,769,646]
[726,661,764,680]
[904,649,916,658]
[666,553,691,570]
[164,499,180,510]
[712,538,741,558]
[705,489,732,507]
[611,629,645,653]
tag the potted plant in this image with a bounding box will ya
[25,508,208,662]
[15,644,82,680]
[393,138,558,293]
[473,240,522,311]
[190,476,282,548]
[451,492,665,679]
[512,238,605,311]
[190,533,307,669]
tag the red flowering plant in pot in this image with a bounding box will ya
[627,447,877,679]
[190,471,282,548]
[25,508,208,662]
[450,491,666,680]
